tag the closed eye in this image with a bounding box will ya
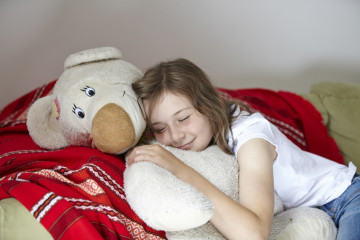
[179,115,190,122]
[153,127,166,134]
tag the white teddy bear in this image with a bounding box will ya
[124,142,337,240]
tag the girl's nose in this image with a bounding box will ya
[170,127,185,143]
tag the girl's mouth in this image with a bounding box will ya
[178,139,195,150]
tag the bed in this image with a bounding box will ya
[0,80,359,240]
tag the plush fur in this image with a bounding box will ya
[124,143,337,240]
[27,47,146,154]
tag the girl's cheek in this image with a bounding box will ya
[154,133,169,146]
[153,133,163,142]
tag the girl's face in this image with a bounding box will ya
[144,91,213,152]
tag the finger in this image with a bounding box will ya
[125,148,137,165]
[126,148,152,165]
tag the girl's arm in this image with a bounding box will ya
[126,138,275,240]
[210,138,275,239]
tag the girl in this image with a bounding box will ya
[126,58,359,240]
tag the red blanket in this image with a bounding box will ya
[0,80,343,240]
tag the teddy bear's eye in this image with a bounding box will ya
[81,86,96,97]
[72,104,85,119]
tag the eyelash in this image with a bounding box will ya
[153,115,190,134]
[179,116,189,122]
[154,128,166,134]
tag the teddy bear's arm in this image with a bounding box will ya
[124,161,214,231]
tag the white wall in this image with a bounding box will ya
[1,0,360,109]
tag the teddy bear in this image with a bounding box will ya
[27,47,146,154]
[124,142,337,240]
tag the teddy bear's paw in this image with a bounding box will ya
[271,207,337,240]
[124,161,214,231]
[166,222,226,240]
[147,207,214,231]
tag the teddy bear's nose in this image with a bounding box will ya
[91,103,135,154]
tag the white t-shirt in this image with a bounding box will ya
[227,110,357,209]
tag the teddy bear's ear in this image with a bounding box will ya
[64,47,122,69]
[27,95,69,150]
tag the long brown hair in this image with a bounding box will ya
[132,58,251,154]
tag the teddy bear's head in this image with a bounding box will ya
[27,47,146,154]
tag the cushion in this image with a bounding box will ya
[0,198,53,240]
[303,81,360,168]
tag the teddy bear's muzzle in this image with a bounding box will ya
[91,103,135,154]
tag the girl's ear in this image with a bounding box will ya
[27,95,69,150]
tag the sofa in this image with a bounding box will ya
[0,80,359,240]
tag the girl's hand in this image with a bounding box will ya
[125,144,184,174]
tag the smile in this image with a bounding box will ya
[178,139,195,150]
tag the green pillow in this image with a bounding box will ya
[0,198,53,240]
[304,81,360,169]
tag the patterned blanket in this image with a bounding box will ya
[0,80,343,240]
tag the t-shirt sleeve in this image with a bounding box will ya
[228,112,277,159]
